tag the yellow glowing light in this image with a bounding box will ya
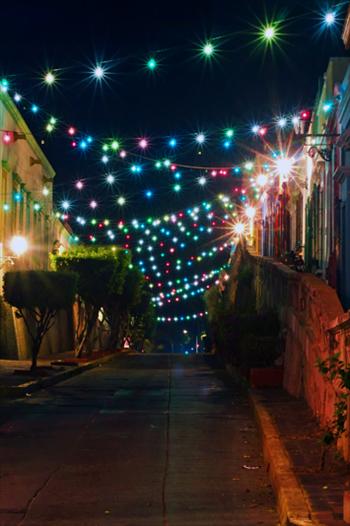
[9,235,28,256]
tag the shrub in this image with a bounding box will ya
[3,271,77,370]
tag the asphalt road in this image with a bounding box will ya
[0,354,278,526]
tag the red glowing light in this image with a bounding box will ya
[2,132,13,145]
[300,110,311,121]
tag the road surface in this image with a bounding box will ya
[0,354,278,526]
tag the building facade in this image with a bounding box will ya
[0,89,73,358]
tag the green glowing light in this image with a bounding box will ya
[147,57,157,71]
[202,41,215,57]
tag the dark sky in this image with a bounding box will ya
[1,0,348,327]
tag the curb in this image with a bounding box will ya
[0,353,119,399]
[249,390,322,526]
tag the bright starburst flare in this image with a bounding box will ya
[233,222,246,236]
[117,195,126,206]
[250,14,287,58]
[274,155,295,180]
[44,70,56,85]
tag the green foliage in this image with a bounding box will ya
[317,353,350,453]
[3,271,77,369]
[3,271,77,310]
[53,246,130,307]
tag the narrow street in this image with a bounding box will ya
[0,354,278,526]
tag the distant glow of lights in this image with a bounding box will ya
[62,200,70,211]
[117,196,126,206]
[106,174,115,184]
[195,133,206,144]
[147,57,157,71]
[44,71,56,85]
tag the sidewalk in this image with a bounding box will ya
[251,388,350,526]
[0,350,120,398]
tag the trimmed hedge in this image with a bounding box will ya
[3,271,77,310]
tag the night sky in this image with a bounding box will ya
[1,1,348,331]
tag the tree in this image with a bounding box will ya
[53,246,130,356]
[3,271,77,370]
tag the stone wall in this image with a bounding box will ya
[232,244,350,460]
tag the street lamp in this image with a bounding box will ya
[0,236,28,268]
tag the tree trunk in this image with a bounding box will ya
[30,341,41,371]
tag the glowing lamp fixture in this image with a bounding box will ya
[10,236,28,257]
